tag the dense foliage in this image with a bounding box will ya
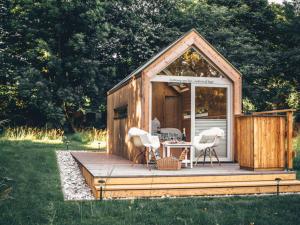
[0,0,299,128]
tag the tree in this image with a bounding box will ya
[0,0,299,127]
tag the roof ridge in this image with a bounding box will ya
[108,28,242,94]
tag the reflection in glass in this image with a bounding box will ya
[158,48,224,78]
[194,87,227,157]
[195,87,227,119]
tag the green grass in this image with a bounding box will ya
[1,140,300,225]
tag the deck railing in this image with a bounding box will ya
[235,109,295,170]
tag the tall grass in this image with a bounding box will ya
[70,128,107,143]
[3,127,64,142]
[2,126,107,148]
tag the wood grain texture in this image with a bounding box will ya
[151,82,180,128]
[95,180,300,199]
[287,111,293,169]
[235,115,286,170]
[107,77,143,163]
[235,116,254,167]
[72,151,300,199]
[249,109,294,169]
[252,109,296,115]
[92,173,295,186]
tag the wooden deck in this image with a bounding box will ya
[71,152,300,199]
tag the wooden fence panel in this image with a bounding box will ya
[235,115,287,170]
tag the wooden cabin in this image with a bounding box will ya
[107,29,242,163]
[72,29,298,199]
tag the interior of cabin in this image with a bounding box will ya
[151,82,192,141]
[151,81,229,160]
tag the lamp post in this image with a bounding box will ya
[275,178,282,196]
[66,140,70,150]
[98,180,106,201]
[63,136,70,150]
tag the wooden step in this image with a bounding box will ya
[94,180,300,199]
[93,173,296,186]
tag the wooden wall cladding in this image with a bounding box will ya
[151,82,179,128]
[107,77,143,163]
[235,115,286,170]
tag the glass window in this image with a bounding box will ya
[195,87,227,119]
[158,48,224,78]
[114,105,128,119]
[194,87,227,157]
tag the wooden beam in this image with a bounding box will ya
[96,180,300,199]
[287,111,294,169]
[252,109,296,115]
[93,173,296,185]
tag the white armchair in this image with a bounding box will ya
[128,127,161,168]
[193,127,224,166]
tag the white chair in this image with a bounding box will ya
[128,127,161,168]
[193,127,225,166]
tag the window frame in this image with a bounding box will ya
[113,105,128,120]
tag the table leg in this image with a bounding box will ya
[163,146,166,158]
[167,146,170,157]
[185,147,188,167]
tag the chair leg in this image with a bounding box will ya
[145,149,149,169]
[195,155,200,166]
[194,150,202,166]
[133,148,145,165]
[151,148,158,170]
[209,148,213,167]
[212,148,221,166]
[203,148,207,165]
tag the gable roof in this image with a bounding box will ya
[108,29,242,94]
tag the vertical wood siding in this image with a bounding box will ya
[107,77,143,163]
[235,115,286,170]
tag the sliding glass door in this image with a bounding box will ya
[191,84,232,161]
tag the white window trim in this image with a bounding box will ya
[191,83,233,162]
[150,75,231,85]
[149,76,233,162]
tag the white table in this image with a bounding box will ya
[162,142,194,168]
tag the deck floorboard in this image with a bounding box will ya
[71,152,291,178]
[70,152,300,199]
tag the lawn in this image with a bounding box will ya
[1,139,300,225]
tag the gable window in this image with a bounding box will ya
[157,47,224,78]
[114,105,128,119]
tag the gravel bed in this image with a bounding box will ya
[56,151,95,200]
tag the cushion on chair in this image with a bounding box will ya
[199,135,215,143]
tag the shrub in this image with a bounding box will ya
[70,128,107,143]
[293,135,300,170]
[294,156,300,170]
[69,132,90,143]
